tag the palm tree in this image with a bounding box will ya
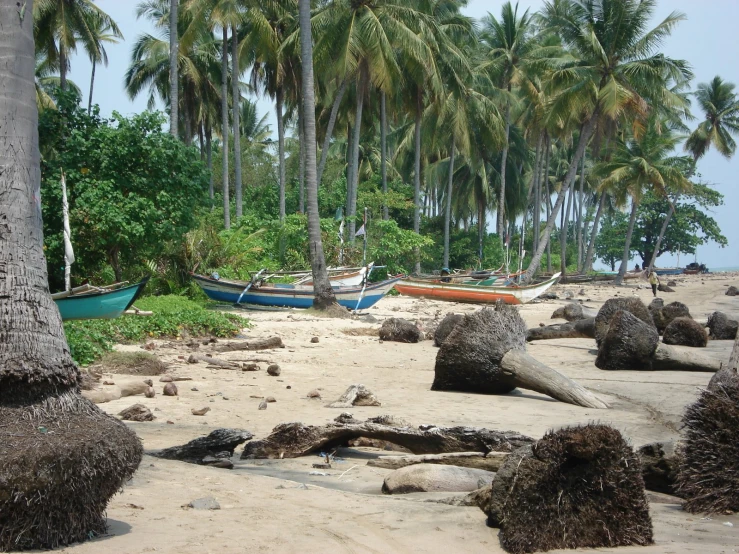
[34,50,81,111]
[298,0,336,308]
[84,11,120,114]
[595,116,691,284]
[685,76,739,160]
[520,0,691,282]
[169,0,178,137]
[34,0,122,91]
[0,6,141,549]
[480,1,534,243]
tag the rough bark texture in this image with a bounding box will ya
[727,285,739,296]
[169,0,178,138]
[707,311,739,340]
[381,90,388,220]
[497,101,511,241]
[526,318,595,341]
[241,414,533,459]
[638,441,681,495]
[596,310,660,370]
[594,297,655,347]
[443,142,454,267]
[434,313,464,346]
[650,300,691,334]
[276,86,286,222]
[662,317,708,347]
[220,26,230,229]
[231,25,242,219]
[551,302,595,321]
[367,451,508,472]
[326,384,381,408]
[299,0,337,309]
[153,428,254,465]
[379,317,421,343]
[413,90,422,273]
[488,424,653,553]
[118,403,155,422]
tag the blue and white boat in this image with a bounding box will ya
[192,273,400,310]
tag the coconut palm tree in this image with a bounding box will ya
[34,0,122,91]
[34,50,81,111]
[298,0,336,308]
[520,0,692,283]
[685,76,739,161]
[169,0,179,137]
[84,11,120,114]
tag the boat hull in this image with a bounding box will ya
[54,278,149,321]
[192,274,400,310]
[394,273,561,305]
[655,268,684,276]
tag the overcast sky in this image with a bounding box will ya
[67,0,738,270]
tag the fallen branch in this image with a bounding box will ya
[187,353,239,369]
[214,336,284,352]
[367,451,508,472]
[526,318,595,341]
[241,414,533,459]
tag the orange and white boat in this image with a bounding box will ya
[394,272,561,305]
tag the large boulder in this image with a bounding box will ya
[433,313,464,347]
[650,301,691,333]
[662,317,708,347]
[379,318,422,343]
[595,297,654,347]
[488,424,653,553]
[381,463,495,494]
[433,305,526,394]
[595,311,660,370]
[707,311,739,340]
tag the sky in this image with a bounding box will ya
[67,0,738,271]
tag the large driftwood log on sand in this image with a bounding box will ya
[81,381,149,404]
[596,311,722,372]
[527,318,595,341]
[433,305,608,409]
[187,353,240,369]
[153,428,254,464]
[214,336,284,353]
[368,451,508,471]
[241,414,534,459]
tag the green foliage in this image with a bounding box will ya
[39,90,208,290]
[64,295,244,366]
[596,211,631,271]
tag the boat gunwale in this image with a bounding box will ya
[192,274,401,297]
[53,277,149,304]
[398,272,561,292]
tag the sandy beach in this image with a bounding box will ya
[61,273,739,554]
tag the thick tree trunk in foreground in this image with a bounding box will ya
[299,0,337,309]
[614,200,639,285]
[0,8,142,548]
[232,25,242,220]
[381,90,388,220]
[220,26,230,229]
[169,0,179,138]
[443,142,455,268]
[584,189,606,272]
[317,78,347,186]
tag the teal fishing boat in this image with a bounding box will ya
[52,278,149,321]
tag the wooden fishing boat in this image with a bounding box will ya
[297,264,371,287]
[192,273,400,310]
[52,278,149,321]
[654,267,684,276]
[394,273,561,305]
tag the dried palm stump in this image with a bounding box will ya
[433,305,608,408]
[595,297,655,347]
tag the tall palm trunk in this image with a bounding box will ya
[584,189,606,272]
[576,155,585,272]
[614,200,639,284]
[231,25,242,220]
[221,26,230,229]
[87,59,96,114]
[648,200,675,270]
[443,142,455,267]
[276,86,286,222]
[478,199,485,265]
[413,89,422,273]
[522,111,598,282]
[298,0,336,308]
[298,100,305,213]
[528,132,543,253]
[497,97,511,241]
[381,90,388,220]
[59,44,67,91]
[317,78,347,186]
[169,0,178,138]
[345,121,353,232]
[206,120,213,203]
[348,70,366,241]
[560,184,573,275]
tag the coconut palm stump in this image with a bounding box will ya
[433,305,608,409]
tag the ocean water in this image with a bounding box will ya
[711,266,739,272]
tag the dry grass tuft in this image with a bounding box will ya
[341,327,380,337]
[94,351,168,376]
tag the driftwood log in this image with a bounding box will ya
[326,384,381,408]
[187,354,240,369]
[596,311,722,371]
[367,451,508,472]
[241,414,534,459]
[434,305,608,409]
[214,336,284,353]
[153,428,254,465]
[81,381,149,404]
[551,303,596,321]
[526,318,595,341]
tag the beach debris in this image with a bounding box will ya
[118,403,155,422]
[727,285,739,296]
[201,455,233,469]
[159,375,173,382]
[379,317,422,343]
[595,297,655,347]
[433,314,464,346]
[526,318,595,341]
[191,407,210,416]
[662,317,708,347]
[551,302,595,321]
[81,380,150,404]
[368,451,508,472]
[258,401,268,410]
[311,336,320,343]
[144,386,155,398]
[707,311,738,340]
[92,351,168,376]
[638,441,681,495]
[649,300,691,333]
[241,414,533,459]
[102,380,115,385]
[187,353,239,370]
[382,464,495,494]
[487,424,652,553]
[153,428,253,465]
[242,363,260,371]
[214,336,284,353]
[267,364,281,376]
[163,382,178,396]
[326,384,381,408]
[657,283,675,293]
[266,396,276,403]
[596,310,722,371]
[307,389,321,399]
[433,305,608,409]
[186,497,220,510]
[667,280,678,287]
[143,379,153,386]
[677,365,739,513]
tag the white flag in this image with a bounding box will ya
[355,224,366,237]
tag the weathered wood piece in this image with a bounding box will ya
[214,336,284,352]
[367,451,508,471]
[526,318,595,341]
[241,414,533,459]
[187,353,239,369]
[153,428,254,464]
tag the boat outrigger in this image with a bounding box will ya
[394,273,562,305]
